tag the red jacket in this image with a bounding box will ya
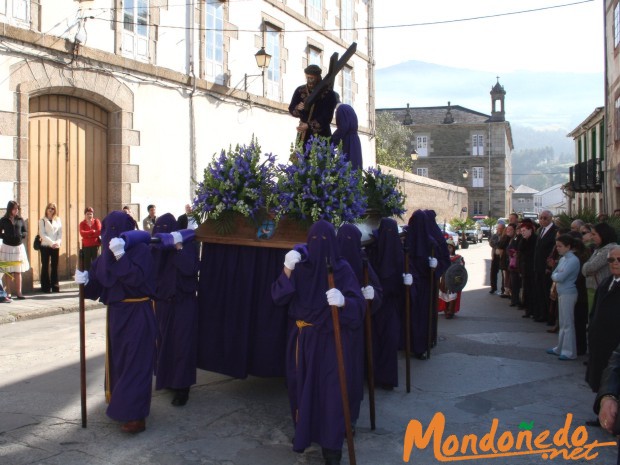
[80,218,101,247]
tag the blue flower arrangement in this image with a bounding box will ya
[363,166,407,219]
[273,137,367,227]
[192,140,277,232]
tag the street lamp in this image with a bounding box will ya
[410,149,418,161]
[244,46,272,92]
[462,169,469,179]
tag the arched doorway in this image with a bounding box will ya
[28,95,108,285]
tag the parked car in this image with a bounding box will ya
[476,219,491,239]
[463,223,483,244]
[436,222,460,249]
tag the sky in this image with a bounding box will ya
[373,0,604,74]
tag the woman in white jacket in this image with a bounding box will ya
[39,202,62,293]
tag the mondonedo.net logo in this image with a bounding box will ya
[403,412,617,462]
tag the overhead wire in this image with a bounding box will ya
[84,0,595,34]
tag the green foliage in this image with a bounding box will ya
[375,112,411,171]
[555,207,599,230]
[483,217,498,228]
[449,217,475,231]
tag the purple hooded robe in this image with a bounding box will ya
[331,104,363,170]
[367,217,403,387]
[151,213,199,391]
[272,220,365,452]
[404,209,438,355]
[336,223,383,423]
[84,211,157,422]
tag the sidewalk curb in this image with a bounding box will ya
[0,301,105,324]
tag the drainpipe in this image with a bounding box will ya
[188,0,197,201]
[602,0,609,213]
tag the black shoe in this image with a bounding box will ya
[489,290,496,294]
[509,303,517,307]
[534,318,547,323]
[414,352,428,360]
[322,448,342,465]
[52,286,60,293]
[171,388,189,406]
[41,288,51,293]
[585,419,601,427]
[522,314,531,318]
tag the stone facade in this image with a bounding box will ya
[376,82,513,219]
[604,1,620,214]
[378,165,468,224]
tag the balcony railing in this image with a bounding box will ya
[569,159,602,193]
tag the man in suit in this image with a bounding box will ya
[532,210,558,323]
[587,246,620,395]
[177,204,198,230]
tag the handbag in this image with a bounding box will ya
[33,234,41,251]
[550,282,558,302]
[509,255,517,270]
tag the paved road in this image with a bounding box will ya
[0,242,616,465]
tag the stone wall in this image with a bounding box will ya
[378,164,468,224]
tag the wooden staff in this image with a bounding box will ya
[403,246,412,393]
[427,247,435,360]
[362,258,376,430]
[326,258,356,465]
[78,242,87,428]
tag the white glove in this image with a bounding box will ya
[361,285,375,300]
[75,269,89,285]
[109,237,126,260]
[284,250,302,270]
[403,273,413,286]
[428,257,438,269]
[326,288,345,307]
[171,231,183,245]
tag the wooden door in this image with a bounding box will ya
[28,95,108,284]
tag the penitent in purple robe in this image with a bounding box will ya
[271,220,365,452]
[367,218,403,388]
[331,104,363,170]
[336,223,383,424]
[84,211,157,422]
[405,210,435,355]
[151,213,199,391]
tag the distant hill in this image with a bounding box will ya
[375,61,601,189]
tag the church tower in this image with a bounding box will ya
[490,78,506,122]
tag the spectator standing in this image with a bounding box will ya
[0,200,29,299]
[489,222,505,295]
[39,203,62,293]
[177,204,198,230]
[586,245,620,393]
[532,210,558,323]
[79,207,102,271]
[582,223,618,313]
[497,224,515,299]
[546,234,581,360]
[122,205,139,230]
[594,341,620,464]
[142,204,157,235]
[518,221,538,317]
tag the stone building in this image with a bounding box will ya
[512,184,538,214]
[566,107,604,215]
[604,1,620,213]
[376,80,514,218]
[0,0,375,289]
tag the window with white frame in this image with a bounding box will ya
[615,3,620,48]
[0,0,30,26]
[472,167,484,188]
[416,167,428,177]
[122,0,149,61]
[205,1,224,84]
[308,47,321,66]
[341,0,354,43]
[307,0,322,24]
[472,134,484,156]
[342,67,353,105]
[473,201,483,215]
[265,25,281,101]
[416,135,428,157]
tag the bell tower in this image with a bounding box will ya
[490,77,506,122]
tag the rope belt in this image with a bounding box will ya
[121,297,151,303]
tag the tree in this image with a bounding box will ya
[375,112,411,171]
